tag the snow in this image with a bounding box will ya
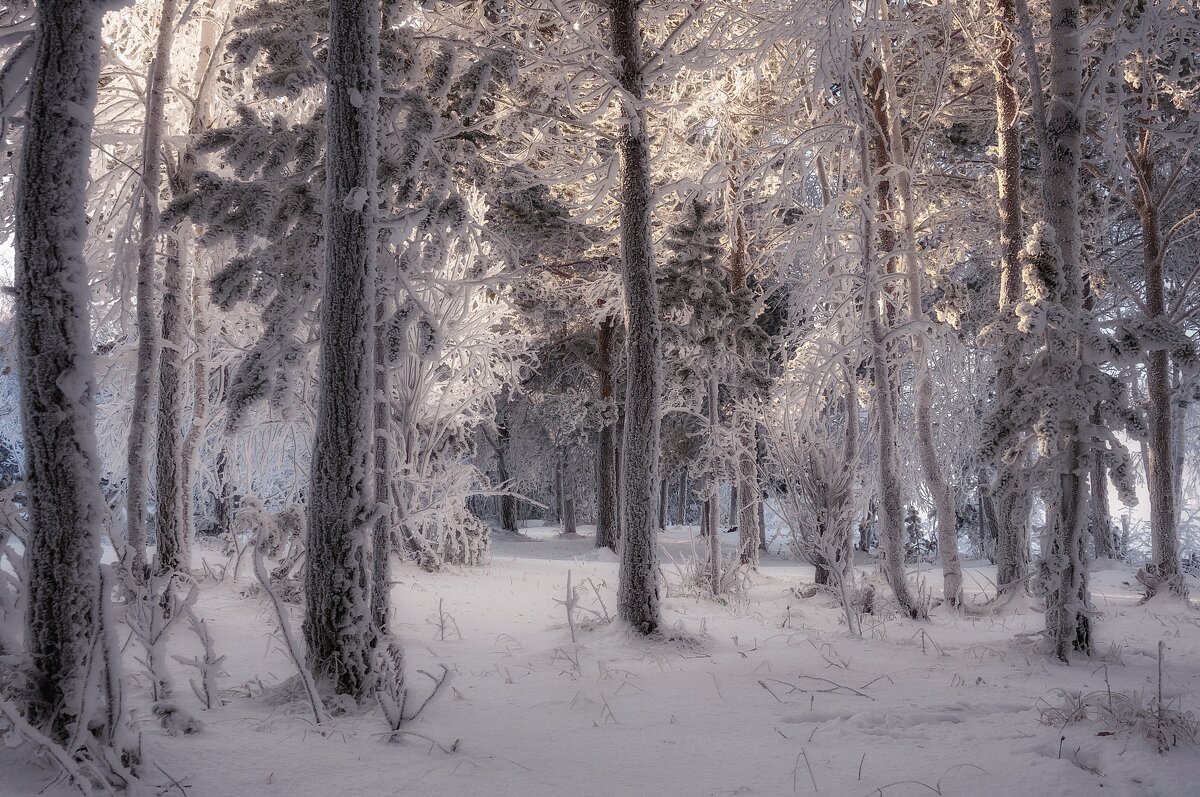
[5,526,1198,797]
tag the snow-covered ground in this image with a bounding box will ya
[4,526,1198,796]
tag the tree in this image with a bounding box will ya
[125,0,180,580]
[610,0,663,635]
[12,0,107,745]
[302,0,381,699]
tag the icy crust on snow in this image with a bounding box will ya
[5,526,1199,797]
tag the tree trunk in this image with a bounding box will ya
[706,374,722,593]
[555,456,565,524]
[727,484,738,528]
[179,275,208,550]
[563,497,577,536]
[859,76,921,617]
[159,8,220,576]
[610,0,663,634]
[1091,454,1114,559]
[677,468,688,526]
[127,0,180,580]
[876,31,963,607]
[154,231,188,575]
[16,0,106,745]
[992,0,1030,597]
[1131,135,1181,593]
[372,302,391,634]
[1043,0,1091,660]
[303,0,381,700]
[496,421,518,533]
[658,476,668,530]
[728,169,760,566]
[596,317,619,548]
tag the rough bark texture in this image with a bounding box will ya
[992,0,1030,595]
[16,0,106,744]
[303,0,381,699]
[595,317,619,549]
[610,0,662,634]
[127,0,180,579]
[1044,0,1091,660]
[1130,133,1181,593]
[154,232,188,575]
[1090,453,1114,559]
[372,303,391,633]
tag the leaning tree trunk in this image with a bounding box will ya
[877,40,963,608]
[126,0,180,580]
[16,0,106,746]
[610,0,663,634]
[303,0,381,700]
[595,316,619,549]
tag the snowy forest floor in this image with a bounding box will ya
[4,525,1200,797]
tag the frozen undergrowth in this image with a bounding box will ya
[3,525,1198,797]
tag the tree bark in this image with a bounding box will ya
[1130,131,1181,593]
[1090,453,1114,559]
[1043,0,1091,660]
[610,0,663,634]
[16,0,106,745]
[861,66,921,617]
[154,231,188,575]
[706,374,722,593]
[991,0,1030,595]
[303,0,381,700]
[676,468,688,526]
[563,497,577,536]
[728,191,760,565]
[127,0,180,580]
[179,275,208,549]
[372,301,391,633]
[596,317,619,548]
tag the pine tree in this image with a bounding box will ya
[610,0,663,635]
[302,0,382,700]
[13,0,107,744]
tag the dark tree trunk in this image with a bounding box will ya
[16,0,106,744]
[610,0,663,633]
[303,0,381,700]
[596,317,619,549]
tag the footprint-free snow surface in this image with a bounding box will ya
[5,526,1198,796]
